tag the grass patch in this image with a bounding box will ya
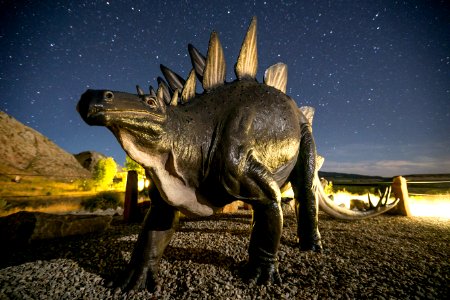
[80,191,123,212]
[0,177,89,197]
[0,202,82,217]
[0,174,127,198]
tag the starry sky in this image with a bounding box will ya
[1,0,449,177]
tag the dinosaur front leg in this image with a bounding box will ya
[244,200,283,284]
[107,185,179,292]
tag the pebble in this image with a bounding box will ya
[0,211,449,299]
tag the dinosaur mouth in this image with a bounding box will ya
[88,108,166,124]
[87,106,103,117]
[108,109,162,118]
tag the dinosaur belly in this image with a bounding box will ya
[150,165,217,217]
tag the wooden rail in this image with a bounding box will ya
[123,173,449,220]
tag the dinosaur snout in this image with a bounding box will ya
[77,89,110,126]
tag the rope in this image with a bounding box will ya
[409,193,449,196]
[331,180,450,186]
[406,181,450,184]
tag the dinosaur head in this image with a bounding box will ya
[77,88,167,138]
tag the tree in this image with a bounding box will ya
[93,157,117,189]
[124,156,145,176]
[124,156,149,193]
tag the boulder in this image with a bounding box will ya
[74,151,106,172]
[0,211,112,246]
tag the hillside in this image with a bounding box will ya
[0,111,90,179]
[318,171,390,184]
[402,173,450,182]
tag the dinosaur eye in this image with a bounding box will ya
[104,91,114,101]
[145,97,157,108]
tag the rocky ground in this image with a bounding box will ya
[1,210,449,299]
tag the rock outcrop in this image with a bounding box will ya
[0,111,90,179]
[0,211,112,246]
[74,151,106,172]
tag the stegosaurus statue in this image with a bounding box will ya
[77,17,397,292]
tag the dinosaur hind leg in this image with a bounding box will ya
[237,151,283,284]
[289,122,323,252]
[218,113,283,283]
[243,199,283,284]
[221,148,282,203]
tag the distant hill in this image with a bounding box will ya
[0,111,91,179]
[318,171,390,184]
[401,173,450,182]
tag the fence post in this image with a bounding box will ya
[123,170,138,223]
[390,176,411,217]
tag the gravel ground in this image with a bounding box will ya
[1,210,449,299]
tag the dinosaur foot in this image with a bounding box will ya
[105,265,158,293]
[240,260,282,285]
[299,238,323,253]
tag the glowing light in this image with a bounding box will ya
[281,188,294,199]
[137,177,151,191]
[138,178,145,191]
[332,191,450,219]
[280,187,450,219]
[328,190,391,210]
[408,195,450,219]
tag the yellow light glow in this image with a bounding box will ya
[281,188,294,199]
[329,191,382,209]
[332,191,450,219]
[137,177,150,191]
[137,179,145,191]
[408,195,450,219]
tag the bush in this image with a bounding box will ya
[124,156,145,176]
[324,181,334,195]
[93,157,117,189]
[81,191,122,212]
[76,179,95,191]
[0,198,11,210]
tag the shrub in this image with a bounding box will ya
[324,181,334,195]
[93,157,117,189]
[81,191,122,212]
[76,179,95,191]
[124,156,145,176]
[0,198,11,211]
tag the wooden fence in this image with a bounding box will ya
[125,173,445,221]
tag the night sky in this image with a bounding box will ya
[1,0,449,176]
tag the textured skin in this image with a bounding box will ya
[78,79,322,291]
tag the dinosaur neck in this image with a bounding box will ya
[164,105,216,186]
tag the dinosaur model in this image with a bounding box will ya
[77,17,397,291]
